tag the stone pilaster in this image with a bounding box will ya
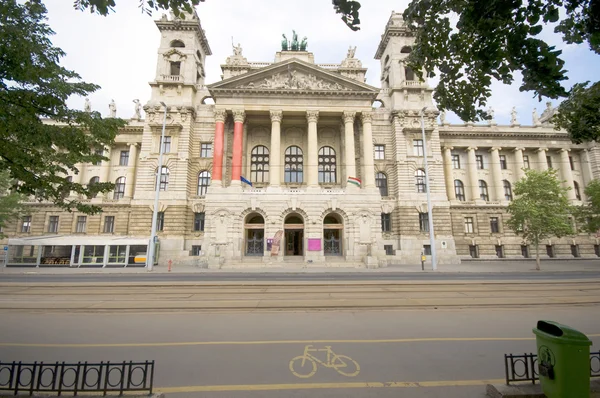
[231,109,245,185]
[361,112,375,188]
[125,143,139,198]
[269,110,282,187]
[537,147,548,170]
[343,111,357,186]
[489,147,504,201]
[560,148,576,201]
[442,146,456,200]
[211,109,226,185]
[466,146,479,201]
[306,111,319,187]
[514,147,525,180]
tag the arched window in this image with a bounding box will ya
[503,180,513,201]
[113,177,126,200]
[318,146,337,184]
[400,46,412,53]
[156,166,169,191]
[250,145,269,183]
[170,40,185,48]
[376,172,388,196]
[415,169,426,193]
[87,176,100,198]
[454,180,465,201]
[284,146,303,183]
[197,171,211,196]
[479,180,489,201]
[574,181,581,200]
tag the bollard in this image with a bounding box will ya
[168,259,172,272]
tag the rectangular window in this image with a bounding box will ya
[157,212,165,232]
[452,154,461,169]
[76,216,87,233]
[490,217,499,233]
[48,216,59,233]
[495,245,504,258]
[521,245,530,258]
[200,143,213,158]
[464,217,474,233]
[191,245,202,256]
[476,155,484,169]
[374,145,385,160]
[423,245,432,255]
[119,150,129,166]
[161,136,171,153]
[413,139,424,156]
[170,61,181,76]
[93,148,103,166]
[499,155,507,170]
[419,212,429,233]
[469,245,479,258]
[381,213,392,232]
[569,156,575,171]
[384,245,394,255]
[546,156,553,169]
[103,216,115,233]
[21,216,32,233]
[193,212,205,232]
[523,155,530,169]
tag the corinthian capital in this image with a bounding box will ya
[343,111,356,124]
[232,109,245,123]
[360,111,373,124]
[214,109,226,123]
[306,110,319,123]
[270,110,283,123]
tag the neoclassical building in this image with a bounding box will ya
[3,11,600,268]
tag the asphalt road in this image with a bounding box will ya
[1,307,600,397]
[2,271,600,283]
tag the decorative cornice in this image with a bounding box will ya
[208,87,377,97]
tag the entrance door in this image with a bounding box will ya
[323,229,341,255]
[246,230,264,256]
[285,230,304,256]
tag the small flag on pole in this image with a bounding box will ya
[240,176,253,187]
[347,176,361,187]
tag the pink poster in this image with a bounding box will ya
[307,239,321,251]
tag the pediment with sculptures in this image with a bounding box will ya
[235,69,353,91]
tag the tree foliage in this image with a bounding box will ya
[74,0,204,17]
[0,0,126,214]
[506,169,573,269]
[553,81,600,143]
[0,171,26,238]
[575,179,600,233]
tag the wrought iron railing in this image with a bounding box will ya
[0,360,154,396]
[505,351,600,385]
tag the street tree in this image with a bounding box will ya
[575,179,600,233]
[72,0,599,142]
[1,0,126,214]
[506,169,573,270]
[0,171,26,239]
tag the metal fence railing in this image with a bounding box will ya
[505,351,600,385]
[0,360,154,396]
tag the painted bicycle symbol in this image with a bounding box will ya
[289,345,360,378]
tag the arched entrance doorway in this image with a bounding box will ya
[323,214,343,256]
[245,214,264,256]
[284,214,304,256]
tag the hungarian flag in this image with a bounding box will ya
[347,177,361,187]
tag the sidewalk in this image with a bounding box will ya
[1,259,599,274]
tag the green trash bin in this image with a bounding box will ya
[532,320,592,398]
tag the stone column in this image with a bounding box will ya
[306,110,319,187]
[560,148,576,200]
[361,112,375,188]
[514,147,525,180]
[466,146,479,201]
[102,147,111,183]
[442,146,456,200]
[211,109,226,184]
[231,109,245,185]
[343,111,357,186]
[269,110,282,187]
[489,147,504,201]
[125,143,138,198]
[537,148,548,170]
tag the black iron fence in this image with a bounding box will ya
[505,351,600,385]
[0,360,154,396]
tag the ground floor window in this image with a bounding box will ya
[495,245,504,258]
[546,245,555,258]
[384,245,394,255]
[423,245,432,255]
[595,244,600,257]
[571,244,580,258]
[469,245,479,258]
[521,245,529,258]
[191,245,202,256]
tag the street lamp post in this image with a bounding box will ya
[147,102,168,271]
[420,107,437,271]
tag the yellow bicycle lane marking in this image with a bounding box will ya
[289,345,360,378]
[157,378,505,393]
[3,334,600,347]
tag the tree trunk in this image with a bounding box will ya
[535,243,541,271]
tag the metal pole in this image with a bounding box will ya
[420,107,437,270]
[147,102,168,271]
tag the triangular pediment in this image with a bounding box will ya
[208,58,378,95]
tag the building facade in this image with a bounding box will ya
[3,11,600,268]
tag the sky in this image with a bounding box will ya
[43,0,600,125]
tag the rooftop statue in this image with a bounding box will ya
[291,30,299,51]
[281,34,288,51]
[300,37,308,51]
[281,31,306,51]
